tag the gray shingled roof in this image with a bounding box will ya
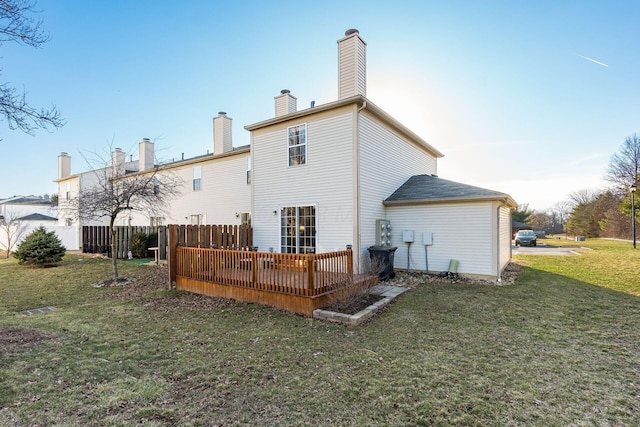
[17,213,58,221]
[384,175,516,206]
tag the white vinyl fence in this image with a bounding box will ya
[0,223,80,254]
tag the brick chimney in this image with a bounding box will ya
[337,29,367,99]
[213,112,233,155]
[139,138,154,171]
[112,148,125,177]
[275,89,297,117]
[58,152,71,179]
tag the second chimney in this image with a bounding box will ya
[213,112,233,155]
[275,89,297,117]
[58,152,71,180]
[338,29,367,99]
[112,148,125,177]
[139,138,155,171]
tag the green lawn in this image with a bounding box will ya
[1,240,639,426]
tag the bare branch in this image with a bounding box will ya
[0,0,64,137]
[0,209,28,257]
[0,0,50,47]
[605,134,640,190]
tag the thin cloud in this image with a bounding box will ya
[578,54,609,67]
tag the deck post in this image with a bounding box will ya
[306,255,315,296]
[168,224,178,289]
[346,245,354,277]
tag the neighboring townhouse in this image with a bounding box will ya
[57,29,516,280]
[0,195,77,250]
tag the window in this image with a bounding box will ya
[280,205,316,254]
[150,217,165,226]
[246,156,251,184]
[190,214,203,226]
[153,176,160,195]
[193,166,202,191]
[288,124,306,166]
[65,182,70,200]
[241,212,251,226]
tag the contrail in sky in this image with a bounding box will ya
[578,54,609,67]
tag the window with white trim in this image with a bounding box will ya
[193,166,202,191]
[246,156,251,184]
[288,124,306,166]
[190,214,203,226]
[153,176,160,195]
[280,205,316,254]
[150,217,165,226]
[65,182,70,200]
[241,212,251,226]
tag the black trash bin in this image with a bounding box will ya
[368,245,398,281]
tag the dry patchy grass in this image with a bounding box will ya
[1,246,639,426]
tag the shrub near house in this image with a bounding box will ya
[13,226,66,267]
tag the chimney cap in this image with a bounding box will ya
[218,111,227,116]
[142,138,151,142]
[60,152,68,156]
[280,89,290,94]
[114,147,122,152]
[345,28,359,36]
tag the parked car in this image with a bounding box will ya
[515,230,537,247]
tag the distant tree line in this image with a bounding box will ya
[515,134,640,239]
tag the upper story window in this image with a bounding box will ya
[193,166,202,191]
[65,182,70,200]
[246,156,251,184]
[153,176,160,195]
[288,124,306,166]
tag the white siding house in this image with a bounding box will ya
[56,29,516,280]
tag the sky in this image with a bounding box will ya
[2,0,639,212]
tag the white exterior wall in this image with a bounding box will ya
[386,202,497,278]
[358,112,438,263]
[251,106,355,253]
[127,154,251,226]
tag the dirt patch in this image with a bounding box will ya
[388,262,523,289]
[113,266,240,312]
[0,326,57,354]
[323,293,384,315]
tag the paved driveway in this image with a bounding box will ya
[512,244,587,256]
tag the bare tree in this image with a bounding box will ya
[63,148,182,281]
[0,0,64,136]
[568,189,598,207]
[549,200,572,237]
[606,134,640,191]
[0,210,28,258]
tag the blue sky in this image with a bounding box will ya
[2,0,639,211]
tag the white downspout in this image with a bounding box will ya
[353,100,367,272]
[496,199,509,283]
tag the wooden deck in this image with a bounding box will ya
[171,246,377,316]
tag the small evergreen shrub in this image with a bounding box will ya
[13,227,66,267]
[130,232,149,258]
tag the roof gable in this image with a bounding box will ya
[17,213,58,221]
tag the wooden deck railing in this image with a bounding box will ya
[175,247,354,297]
